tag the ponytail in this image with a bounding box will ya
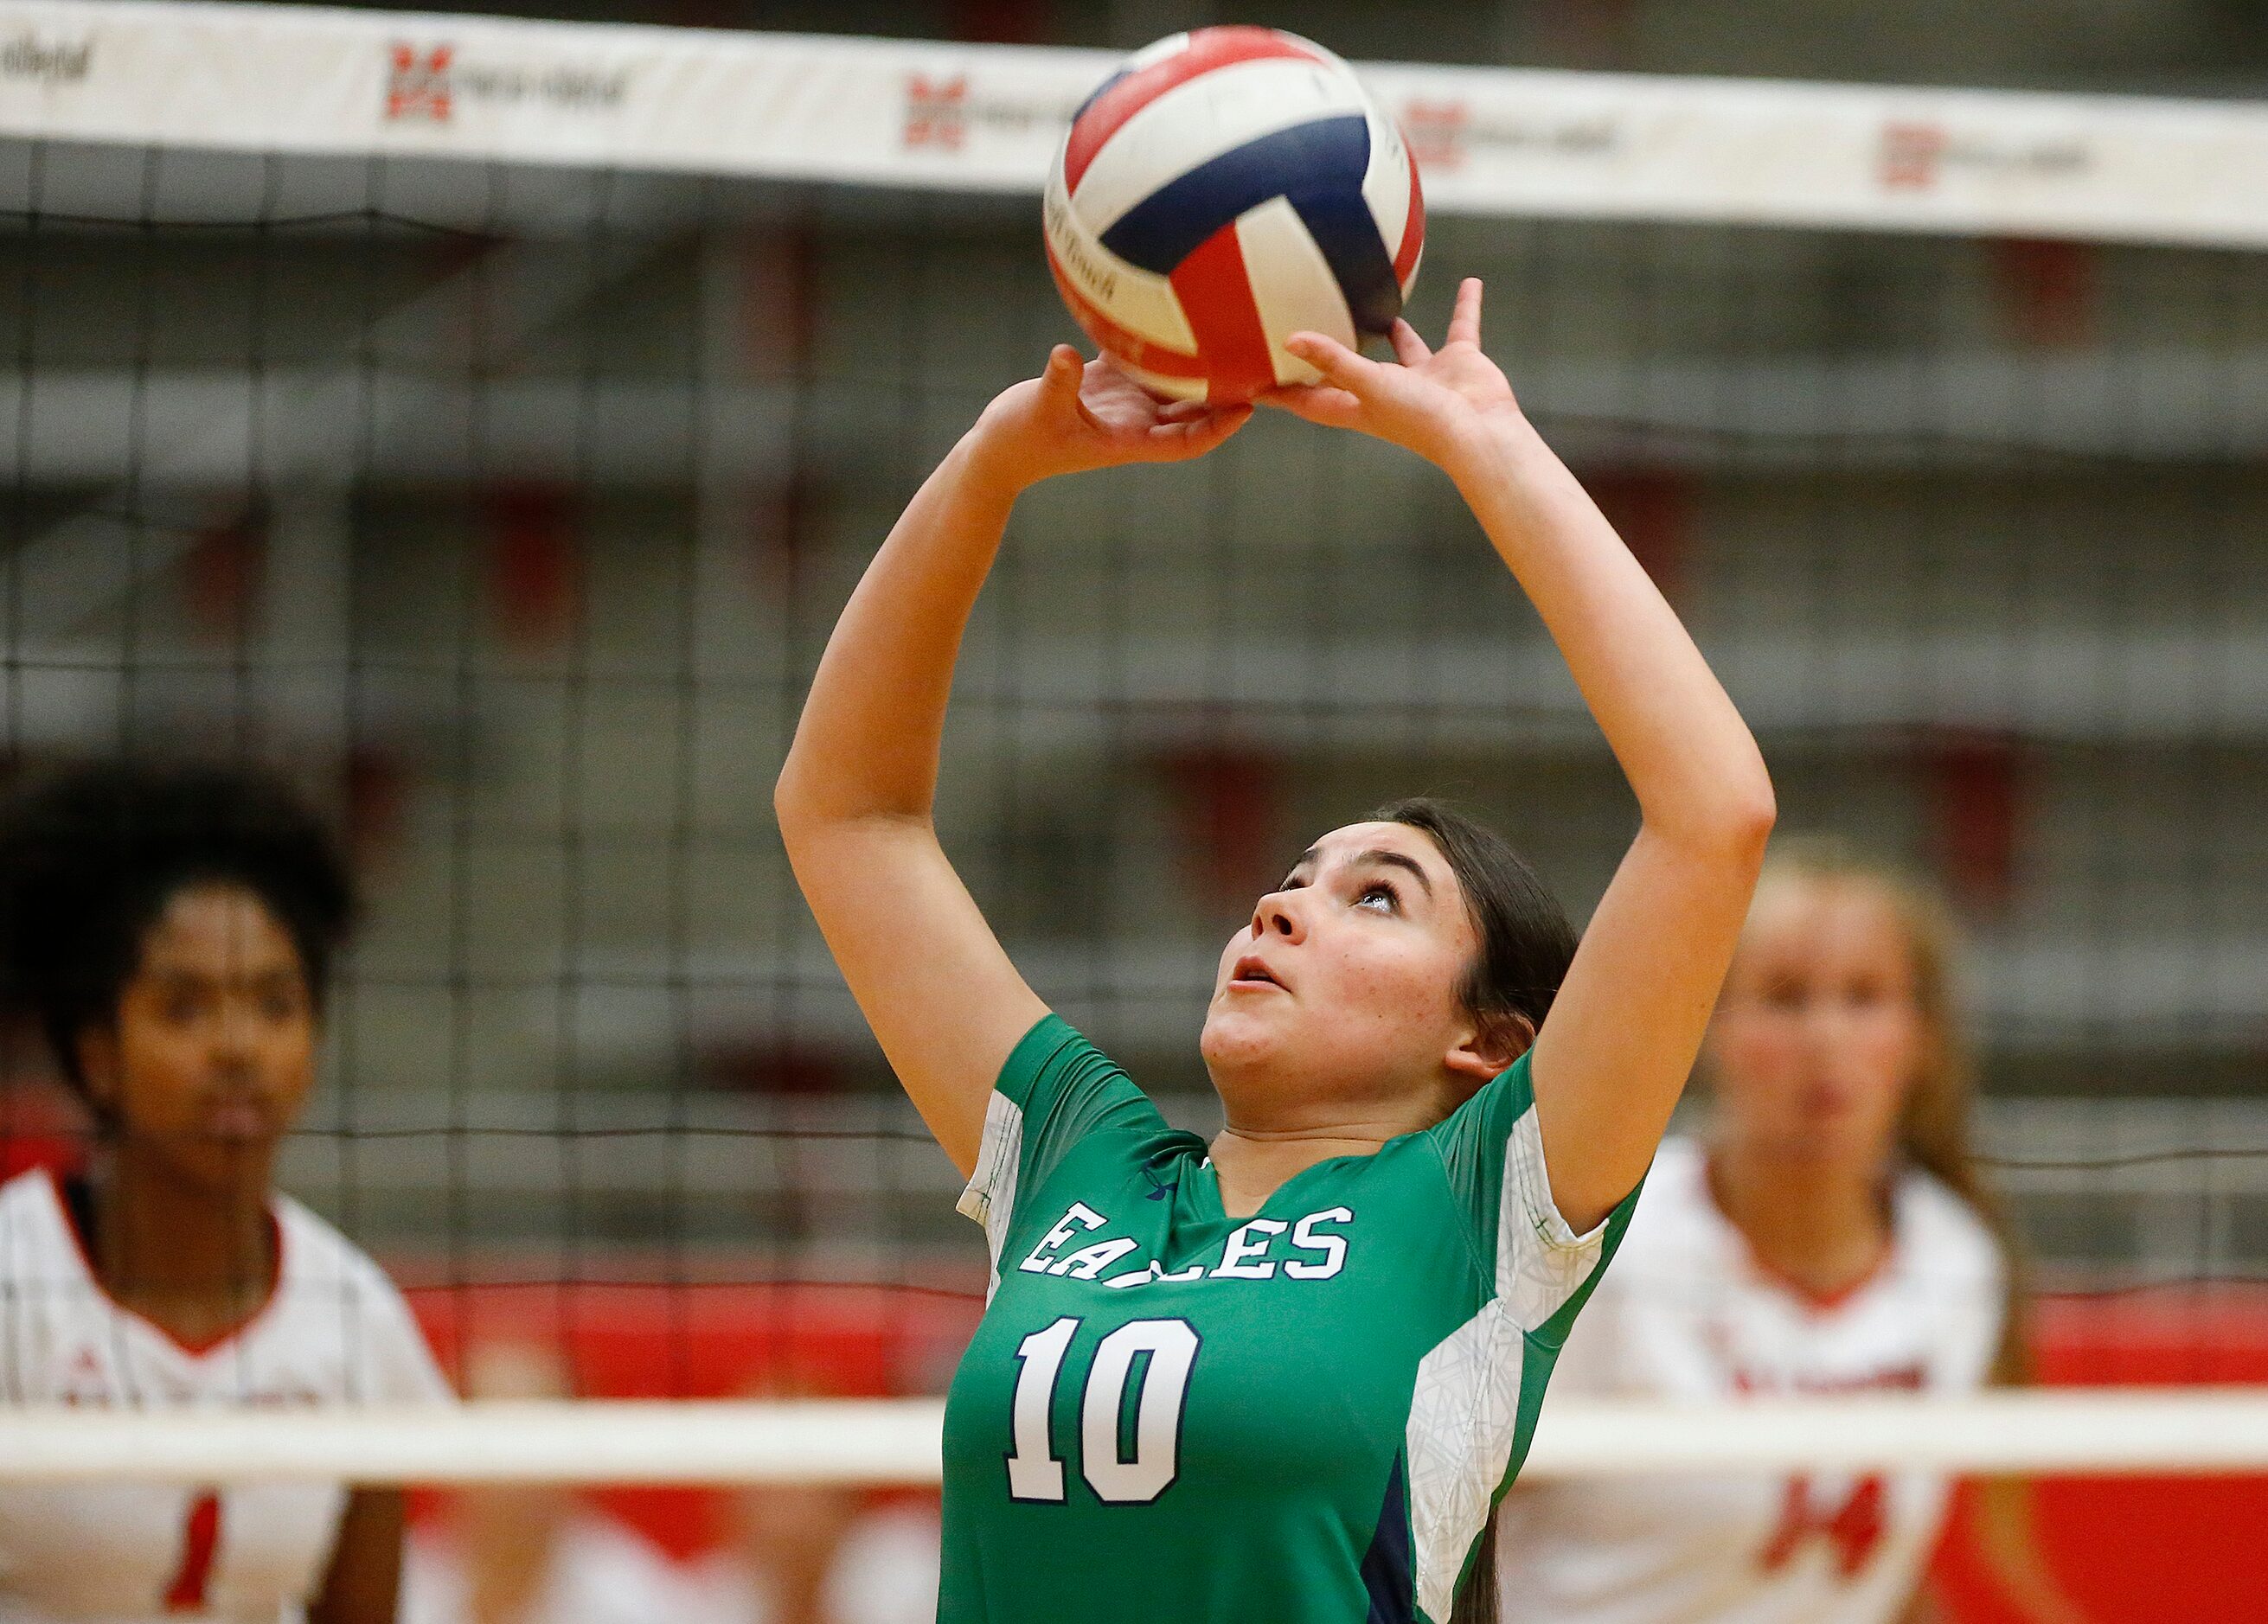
[1450,1514,1501,1624]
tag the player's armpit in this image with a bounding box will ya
[780,815,1048,1178]
[306,1487,406,1624]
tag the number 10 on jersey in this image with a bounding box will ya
[1006,1317,1201,1504]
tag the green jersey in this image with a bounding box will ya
[939,1015,1640,1624]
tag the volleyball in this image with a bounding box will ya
[1044,27,1425,403]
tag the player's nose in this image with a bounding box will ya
[1251,887,1307,943]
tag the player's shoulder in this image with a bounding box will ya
[0,1165,74,1255]
[1611,1136,1720,1260]
[1892,1163,2004,1285]
[272,1192,418,1308]
[0,1164,61,1215]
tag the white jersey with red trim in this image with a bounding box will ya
[0,1167,450,1623]
[1496,1137,2003,1624]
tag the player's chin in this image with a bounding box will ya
[1197,1003,1282,1071]
[151,1129,280,1193]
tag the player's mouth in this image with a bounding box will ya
[199,1090,276,1141]
[1227,955,1288,994]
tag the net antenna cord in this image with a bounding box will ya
[2,1393,2267,1484]
[2,0,2266,248]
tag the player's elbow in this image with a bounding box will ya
[1719,766,1778,856]
[1650,760,1776,868]
[772,754,836,852]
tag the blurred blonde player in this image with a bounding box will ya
[0,763,449,1624]
[402,1339,695,1624]
[1496,839,2085,1624]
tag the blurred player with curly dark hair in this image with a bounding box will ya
[0,761,448,1624]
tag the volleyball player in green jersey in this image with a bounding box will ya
[775,279,1777,1624]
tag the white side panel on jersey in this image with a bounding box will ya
[1407,1301,1526,1624]
[1360,105,1417,272]
[1068,56,1370,238]
[1044,164,1200,355]
[1405,1102,1618,1623]
[1233,196,1355,386]
[957,1091,1026,1304]
[1500,1109,1612,1332]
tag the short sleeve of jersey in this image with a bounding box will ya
[1426,1051,1643,1342]
[955,1014,1161,1282]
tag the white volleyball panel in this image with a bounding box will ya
[1069,55,1372,238]
[1044,169,1201,355]
[1359,105,1418,272]
[1114,358,1209,401]
[1124,32,1193,73]
[1234,195,1358,387]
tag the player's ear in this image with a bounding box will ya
[1444,1011,1534,1084]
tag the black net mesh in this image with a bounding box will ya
[0,137,2262,1404]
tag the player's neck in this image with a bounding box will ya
[1208,1119,1406,1219]
[1706,1143,1891,1303]
[88,1143,278,1331]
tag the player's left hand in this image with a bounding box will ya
[1259,278,1521,466]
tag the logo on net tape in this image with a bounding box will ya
[1879,119,2092,191]
[900,69,1071,154]
[905,73,968,150]
[388,43,454,123]
[0,32,93,86]
[384,40,628,125]
[1393,98,1618,174]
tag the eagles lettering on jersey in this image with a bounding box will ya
[1495,1138,2003,1624]
[1015,1200,1353,1286]
[0,1168,452,1624]
[941,1016,1638,1624]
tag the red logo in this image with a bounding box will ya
[1880,121,1946,189]
[1401,99,1469,170]
[387,43,454,123]
[904,74,967,150]
[1760,1474,1887,1578]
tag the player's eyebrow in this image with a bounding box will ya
[1294,845,1435,898]
[1349,847,1435,898]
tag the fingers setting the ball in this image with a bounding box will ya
[1446,277,1485,348]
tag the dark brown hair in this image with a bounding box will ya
[0,761,356,1102]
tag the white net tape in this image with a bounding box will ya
[1,0,2265,246]
[2,1392,2267,1484]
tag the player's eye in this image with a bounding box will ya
[1355,881,1400,914]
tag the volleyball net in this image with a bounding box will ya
[0,0,2265,1597]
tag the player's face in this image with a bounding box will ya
[77,882,318,1192]
[1707,877,1924,1172]
[1200,822,1485,1120]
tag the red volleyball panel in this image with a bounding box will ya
[1169,217,1277,403]
[1044,239,1207,381]
[1393,143,1426,287]
[1062,26,1331,194]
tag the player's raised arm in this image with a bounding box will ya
[1266,278,1776,1232]
[774,348,1248,1174]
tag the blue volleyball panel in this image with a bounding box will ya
[1287,187,1402,336]
[1097,113,1371,277]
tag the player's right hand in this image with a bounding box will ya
[966,345,1249,489]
